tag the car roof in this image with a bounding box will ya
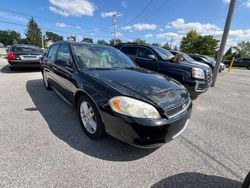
[11,44,41,48]
[53,41,114,49]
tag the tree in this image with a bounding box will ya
[236,41,250,57]
[25,17,42,46]
[0,30,21,45]
[152,42,161,47]
[173,45,178,51]
[162,42,172,50]
[109,39,122,46]
[180,30,219,56]
[97,40,109,45]
[133,38,147,45]
[45,31,63,42]
[82,37,93,43]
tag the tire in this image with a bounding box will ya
[42,69,52,90]
[77,95,105,139]
[247,65,250,70]
[242,171,250,188]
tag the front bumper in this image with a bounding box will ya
[184,80,210,97]
[100,100,192,148]
[8,60,41,68]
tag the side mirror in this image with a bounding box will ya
[147,54,157,60]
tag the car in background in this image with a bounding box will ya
[40,41,192,148]
[7,44,44,71]
[189,54,216,72]
[224,58,250,70]
[115,43,212,99]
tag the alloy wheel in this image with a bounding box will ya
[80,101,97,134]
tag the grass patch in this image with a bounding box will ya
[0,54,6,58]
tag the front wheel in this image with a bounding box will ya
[247,65,250,70]
[77,96,105,139]
[242,171,250,188]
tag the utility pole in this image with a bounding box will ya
[211,0,236,87]
[41,29,44,49]
[112,12,119,45]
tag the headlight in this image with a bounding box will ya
[192,68,205,79]
[109,96,161,119]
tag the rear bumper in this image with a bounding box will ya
[8,60,40,68]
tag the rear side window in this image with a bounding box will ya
[121,46,137,56]
[56,45,71,66]
[47,45,59,60]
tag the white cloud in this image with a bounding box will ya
[168,18,220,34]
[159,28,164,32]
[156,32,181,39]
[242,0,250,8]
[75,26,81,29]
[116,32,123,37]
[121,1,128,8]
[121,23,157,32]
[49,0,95,17]
[144,34,153,38]
[56,22,68,28]
[0,11,27,24]
[222,0,230,3]
[100,11,122,18]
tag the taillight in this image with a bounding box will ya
[7,53,16,60]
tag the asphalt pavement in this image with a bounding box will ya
[0,59,249,188]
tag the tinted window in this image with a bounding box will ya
[48,45,59,60]
[152,46,174,60]
[121,46,137,56]
[56,45,71,66]
[72,44,136,69]
[137,47,154,58]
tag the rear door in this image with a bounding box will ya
[120,46,137,62]
[135,47,158,71]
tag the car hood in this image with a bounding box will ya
[87,68,189,111]
[180,60,211,71]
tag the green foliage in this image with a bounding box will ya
[133,38,147,45]
[0,30,21,45]
[25,17,42,46]
[162,42,172,50]
[109,39,122,46]
[180,30,219,56]
[45,31,63,42]
[82,37,93,43]
[97,40,109,45]
[152,42,161,47]
[236,41,250,57]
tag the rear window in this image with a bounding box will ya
[121,46,137,56]
[12,46,43,53]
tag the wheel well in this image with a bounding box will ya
[74,91,86,108]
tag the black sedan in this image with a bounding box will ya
[7,44,44,70]
[40,41,192,148]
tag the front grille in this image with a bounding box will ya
[165,99,190,118]
[206,70,212,83]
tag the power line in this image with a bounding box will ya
[0,8,112,34]
[122,0,154,27]
[0,20,112,39]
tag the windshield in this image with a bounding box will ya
[152,46,174,60]
[72,44,136,69]
[183,53,195,62]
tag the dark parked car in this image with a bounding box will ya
[115,44,212,99]
[224,58,250,70]
[189,54,216,72]
[242,171,250,188]
[7,44,44,70]
[40,41,192,148]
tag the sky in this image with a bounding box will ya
[0,0,250,49]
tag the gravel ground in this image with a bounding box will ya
[0,59,249,188]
